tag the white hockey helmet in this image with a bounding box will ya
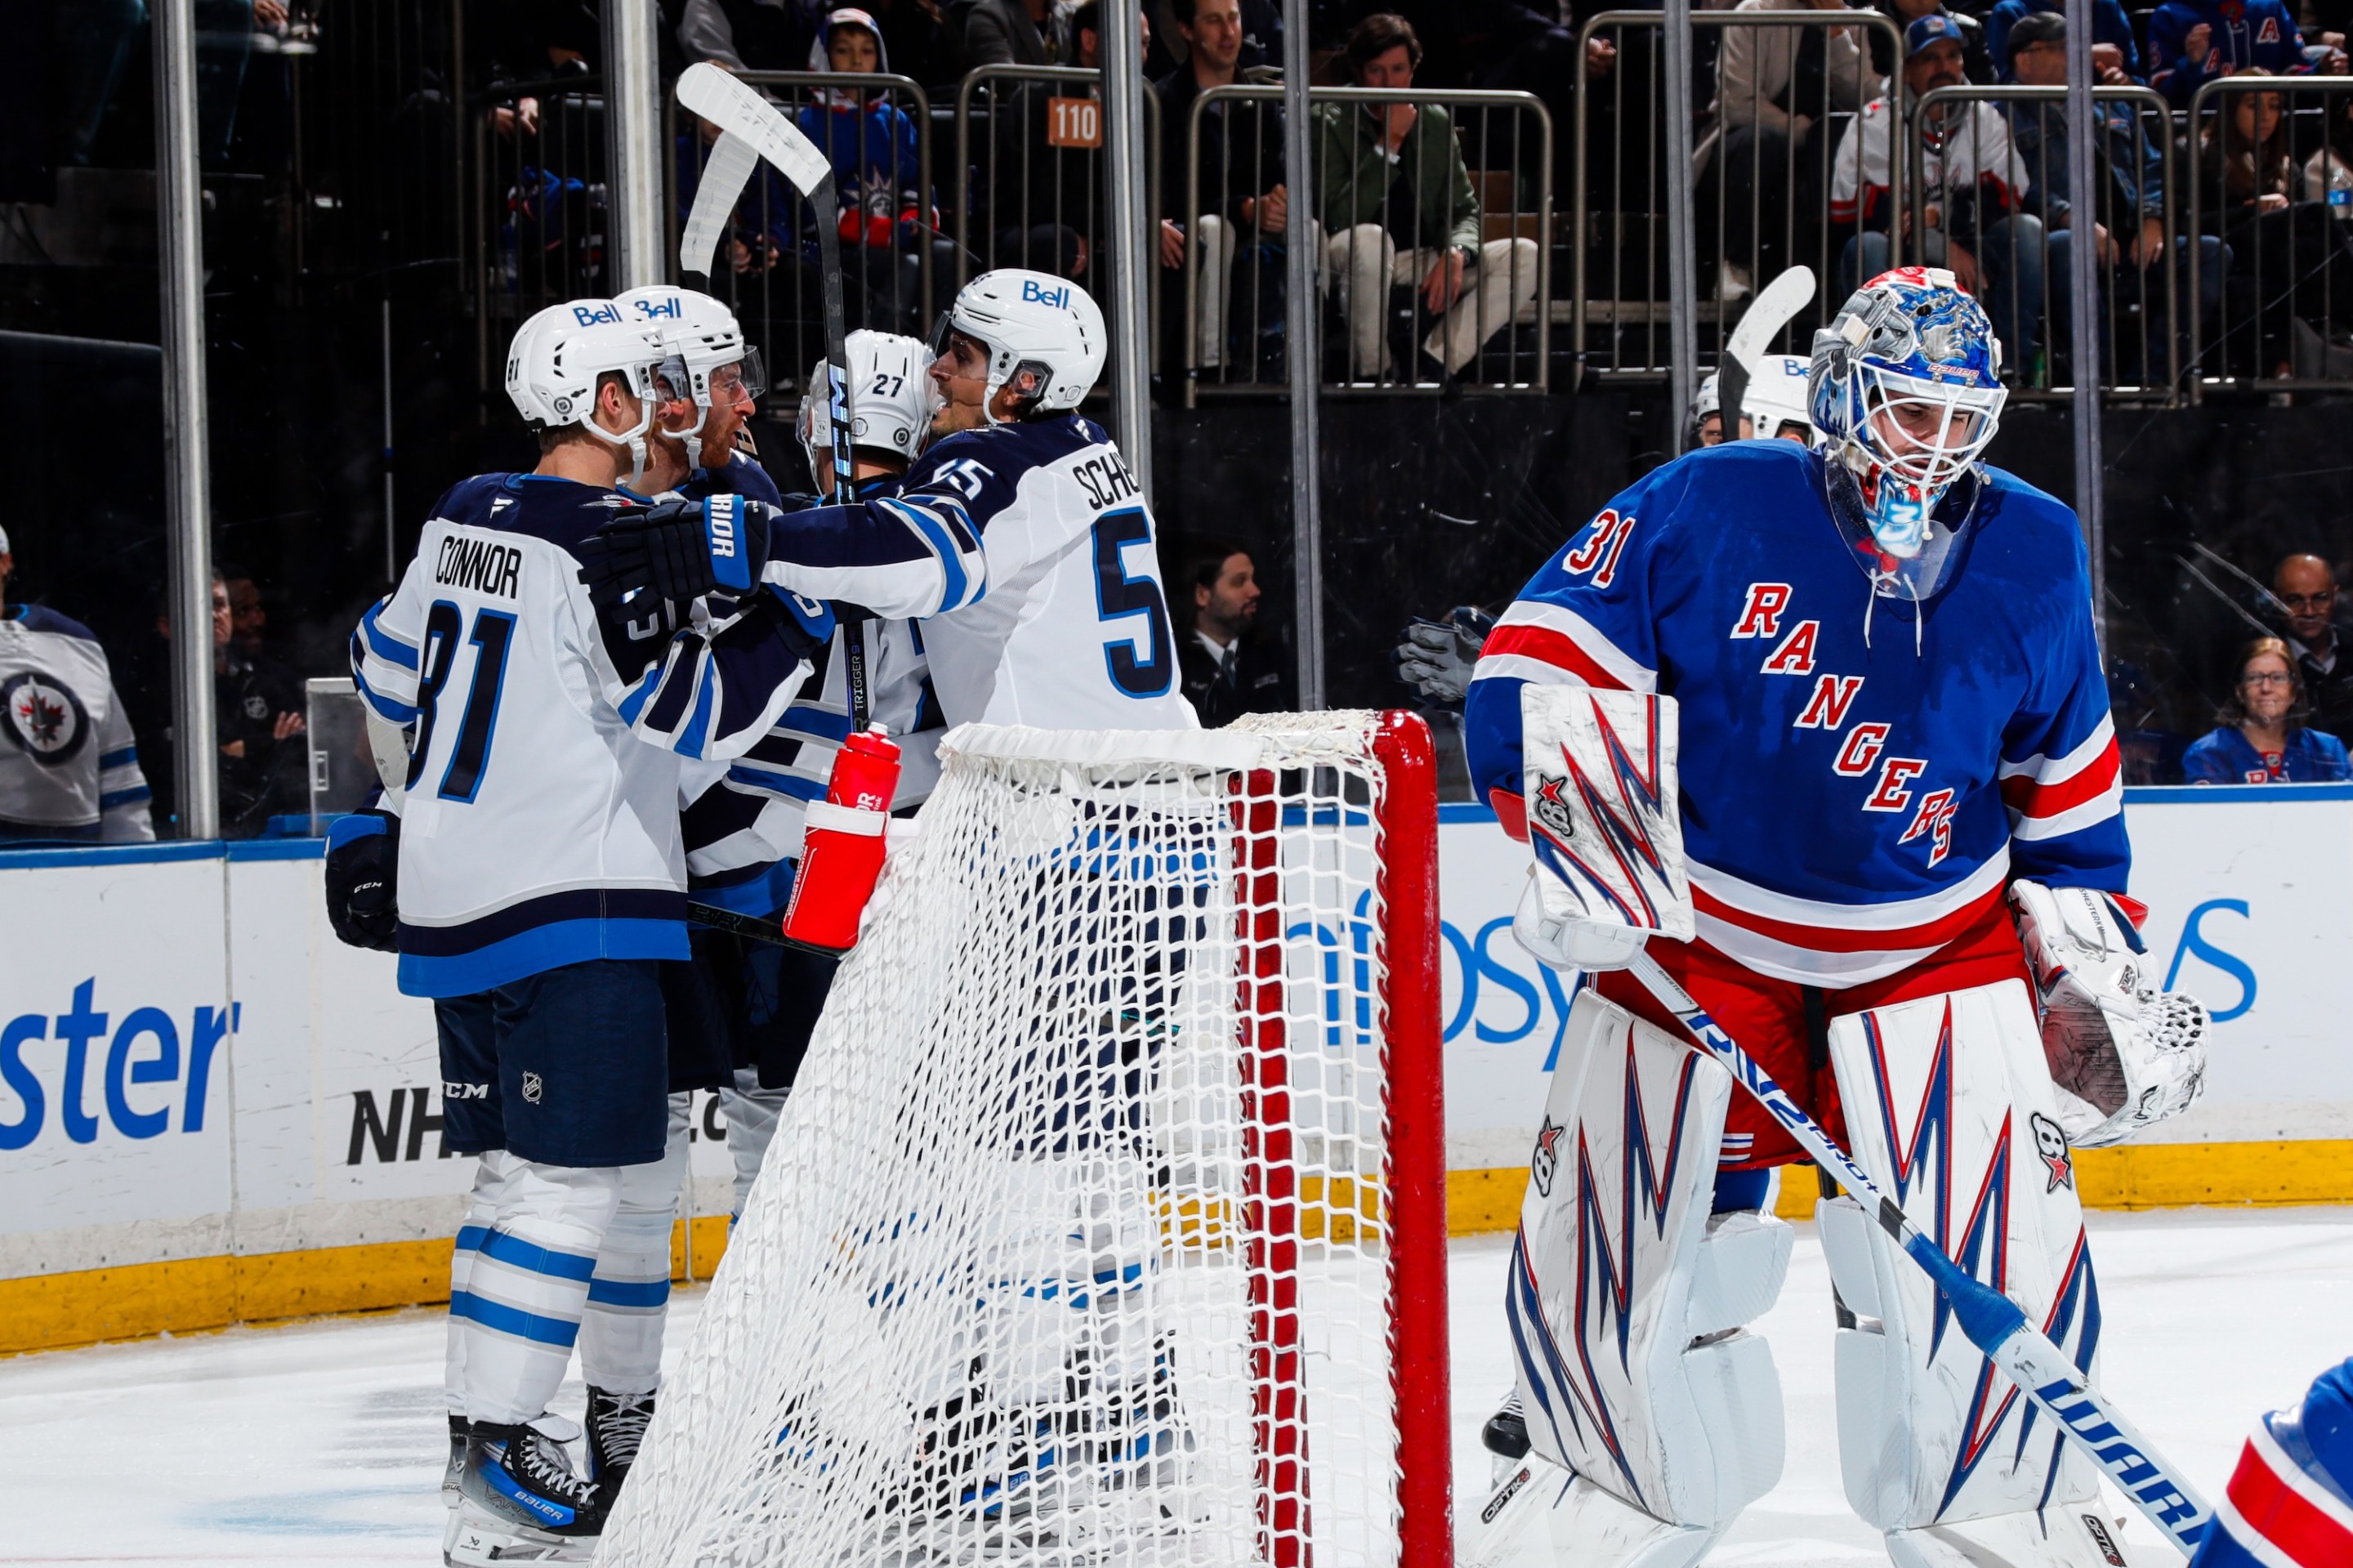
[1744,353,1816,444]
[504,298,667,485]
[611,284,766,473]
[929,267,1105,422]
[798,329,937,483]
[1692,371,1723,443]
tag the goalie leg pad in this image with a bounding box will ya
[1823,980,2110,1558]
[1507,989,1790,1547]
[576,1094,689,1399]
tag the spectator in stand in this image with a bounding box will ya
[2148,0,2345,109]
[680,0,824,74]
[938,0,1056,75]
[2194,69,2353,375]
[1144,0,1280,79]
[1158,0,1290,377]
[2183,636,2353,781]
[1869,0,1994,87]
[2272,552,2353,733]
[1834,16,2045,377]
[1176,539,1290,726]
[206,569,307,837]
[1985,0,2141,81]
[2005,12,2225,379]
[0,526,153,842]
[223,571,273,659]
[979,2,1144,285]
[799,9,933,329]
[1706,0,1884,304]
[1315,14,1540,383]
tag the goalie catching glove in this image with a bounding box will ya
[2010,879,2209,1147]
[574,494,772,609]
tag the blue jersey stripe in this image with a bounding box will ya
[361,603,422,669]
[450,1289,582,1347]
[396,916,690,998]
[586,1277,672,1308]
[474,1226,599,1282]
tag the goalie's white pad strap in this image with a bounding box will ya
[1507,990,1788,1532]
[1519,686,1696,945]
[1820,980,2103,1534]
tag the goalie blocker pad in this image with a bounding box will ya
[1819,979,2126,1568]
[1504,989,1791,1566]
[1518,686,1694,946]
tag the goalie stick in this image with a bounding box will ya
[1713,263,1814,441]
[674,63,871,724]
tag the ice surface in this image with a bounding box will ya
[1,1207,2346,1566]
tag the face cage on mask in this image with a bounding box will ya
[657,347,764,471]
[1846,361,2003,495]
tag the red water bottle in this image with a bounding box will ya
[779,726,902,953]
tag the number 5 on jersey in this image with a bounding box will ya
[1092,508,1174,699]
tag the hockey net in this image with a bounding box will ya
[598,711,1449,1568]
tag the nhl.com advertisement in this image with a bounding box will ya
[0,794,2344,1303]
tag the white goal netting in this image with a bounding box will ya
[597,713,1448,1568]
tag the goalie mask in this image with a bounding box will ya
[797,329,937,482]
[504,299,668,488]
[612,285,766,474]
[1811,267,2006,605]
[928,268,1106,422]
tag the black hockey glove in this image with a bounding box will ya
[1393,605,1494,708]
[712,583,838,664]
[575,497,773,610]
[324,808,400,953]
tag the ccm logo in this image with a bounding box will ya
[1021,279,1072,309]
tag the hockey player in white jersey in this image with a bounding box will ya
[0,525,153,841]
[578,268,1194,735]
[350,297,823,1566]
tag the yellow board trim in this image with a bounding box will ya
[6,1141,2349,1356]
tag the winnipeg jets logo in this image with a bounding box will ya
[1531,1117,1565,1197]
[0,672,89,764]
[2030,1110,2074,1192]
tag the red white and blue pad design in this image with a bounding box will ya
[1520,686,1694,946]
[1506,989,1788,1558]
[2192,1357,2353,1568]
[1818,981,2116,1563]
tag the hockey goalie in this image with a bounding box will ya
[1462,269,2211,1568]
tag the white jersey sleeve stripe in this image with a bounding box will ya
[2007,780,2123,842]
[1999,713,2117,783]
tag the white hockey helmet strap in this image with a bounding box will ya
[932,268,1106,423]
[611,284,762,473]
[797,329,936,478]
[505,299,666,487]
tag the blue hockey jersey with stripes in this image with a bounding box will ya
[1464,441,2128,988]
[350,471,815,997]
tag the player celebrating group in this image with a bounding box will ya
[1465,268,2210,1568]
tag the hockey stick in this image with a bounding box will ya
[1715,264,1815,439]
[1623,949,2215,1557]
[675,62,871,723]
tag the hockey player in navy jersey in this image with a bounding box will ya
[349,297,824,1567]
[578,268,1195,735]
[1463,269,2211,1568]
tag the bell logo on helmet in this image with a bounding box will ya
[632,295,683,319]
[1020,279,1072,310]
[570,302,623,327]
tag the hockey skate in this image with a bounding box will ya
[445,1417,607,1566]
[585,1385,656,1495]
[441,1413,468,1503]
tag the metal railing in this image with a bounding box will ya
[1575,8,1904,386]
[1178,84,1550,400]
[2186,74,2353,399]
[1912,84,2181,402]
[668,71,938,406]
[471,74,610,409]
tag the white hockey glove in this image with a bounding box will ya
[1513,686,1694,973]
[2010,879,2210,1148]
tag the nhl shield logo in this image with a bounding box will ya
[0,672,90,766]
[521,1072,544,1105]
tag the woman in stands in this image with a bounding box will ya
[2196,69,2353,376]
[2182,635,2353,782]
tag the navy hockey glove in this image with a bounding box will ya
[714,584,837,663]
[1394,605,1494,708]
[324,808,400,952]
[577,496,772,609]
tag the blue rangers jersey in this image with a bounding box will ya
[1464,442,2128,988]
[350,472,815,997]
[755,415,1194,732]
[0,606,152,840]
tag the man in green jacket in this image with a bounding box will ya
[1315,14,1538,382]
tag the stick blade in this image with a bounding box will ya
[680,130,761,280]
[675,63,834,199]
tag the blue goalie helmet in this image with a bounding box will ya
[1810,266,2007,602]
